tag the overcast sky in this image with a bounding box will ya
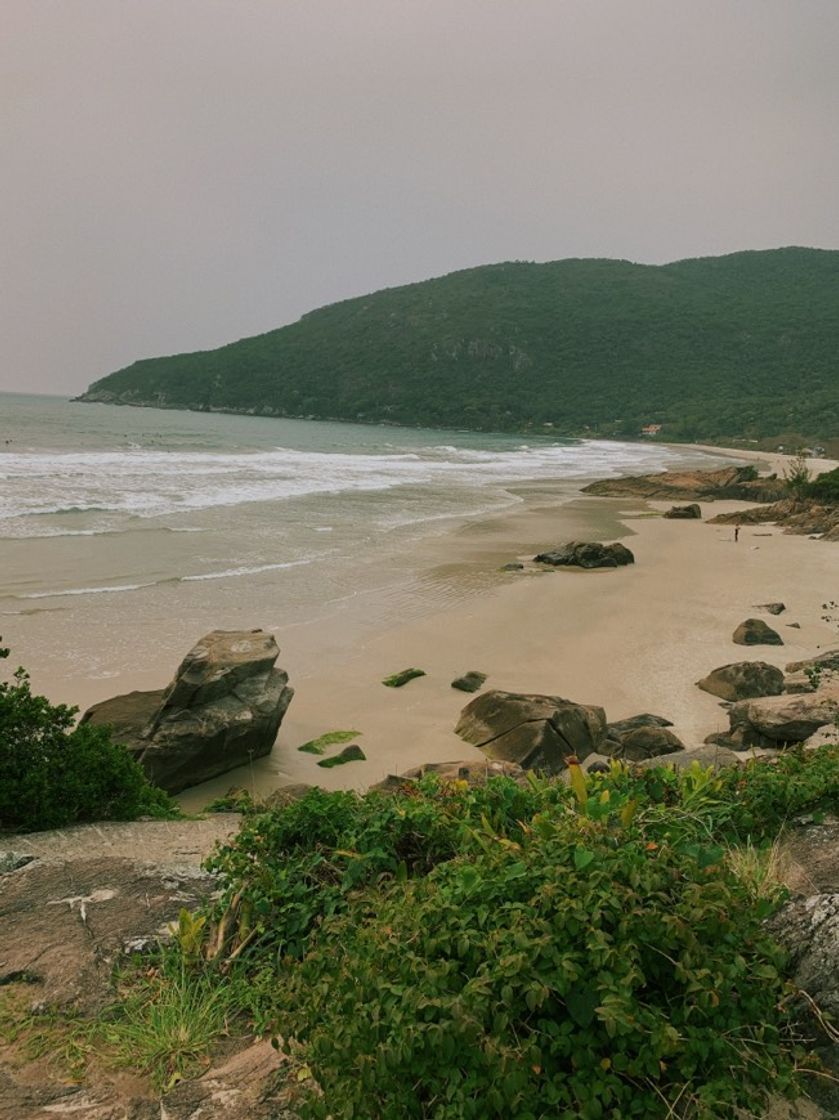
[2,1,838,395]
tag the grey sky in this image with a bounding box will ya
[2,0,838,395]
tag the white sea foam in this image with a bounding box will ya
[0,439,685,527]
[181,559,311,581]
[19,582,153,599]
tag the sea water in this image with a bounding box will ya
[0,392,721,703]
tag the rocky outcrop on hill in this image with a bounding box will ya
[706,693,839,750]
[733,618,784,646]
[534,541,634,569]
[696,660,785,701]
[582,465,785,503]
[663,502,702,519]
[709,498,839,539]
[82,630,293,793]
[455,690,607,773]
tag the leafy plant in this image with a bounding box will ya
[783,451,813,496]
[277,805,795,1119]
[0,643,174,832]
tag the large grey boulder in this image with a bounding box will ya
[82,630,293,793]
[455,690,607,774]
[695,660,785,702]
[709,693,839,749]
[533,541,634,569]
[732,618,784,646]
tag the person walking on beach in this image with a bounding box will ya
[734,524,740,543]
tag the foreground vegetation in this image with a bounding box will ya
[10,748,837,1117]
[80,247,839,442]
[0,643,174,832]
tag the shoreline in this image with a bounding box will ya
[179,459,838,809]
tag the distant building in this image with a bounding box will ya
[640,424,662,436]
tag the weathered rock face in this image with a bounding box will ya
[732,618,784,646]
[710,693,839,749]
[82,630,293,793]
[534,541,634,569]
[455,690,607,773]
[787,650,839,676]
[582,465,784,503]
[709,497,839,539]
[770,894,839,1116]
[663,503,701,519]
[696,660,785,702]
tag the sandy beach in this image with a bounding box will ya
[177,449,839,809]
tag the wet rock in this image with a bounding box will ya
[455,690,607,774]
[82,630,293,794]
[451,670,488,693]
[610,725,684,761]
[696,661,785,701]
[663,503,701,519]
[754,601,786,615]
[534,541,634,569]
[732,618,784,646]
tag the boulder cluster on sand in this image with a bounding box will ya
[534,540,634,569]
[454,691,710,773]
[82,630,293,793]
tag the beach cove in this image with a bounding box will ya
[1,394,836,807]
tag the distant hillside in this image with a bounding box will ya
[79,248,839,441]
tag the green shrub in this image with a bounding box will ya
[0,644,174,832]
[277,810,794,1119]
[174,754,839,1116]
[806,465,839,504]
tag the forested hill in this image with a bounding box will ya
[79,248,839,441]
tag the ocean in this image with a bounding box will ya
[0,392,723,706]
